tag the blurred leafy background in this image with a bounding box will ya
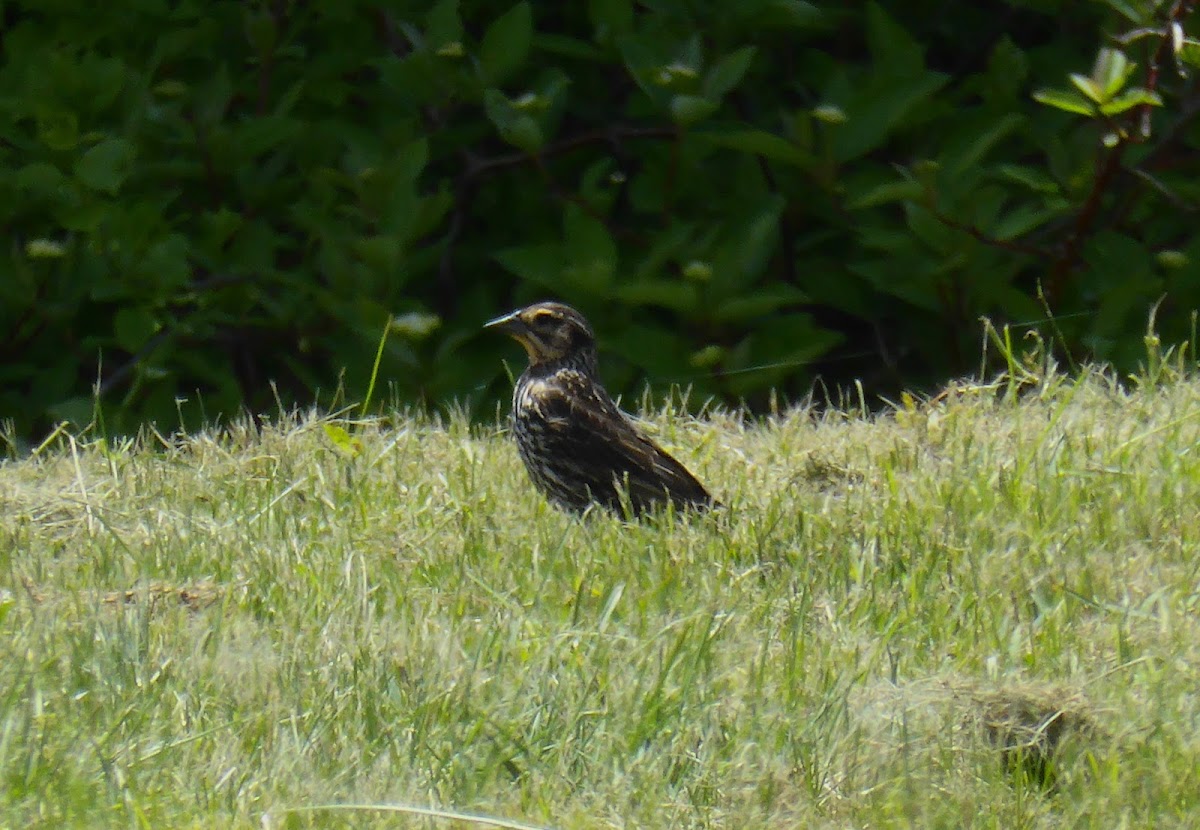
[2,0,1198,441]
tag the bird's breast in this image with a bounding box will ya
[514,377,551,420]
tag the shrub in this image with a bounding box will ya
[1,0,1197,440]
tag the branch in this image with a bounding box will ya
[94,271,254,398]
[1135,0,1196,140]
[932,207,1055,259]
[1046,0,1196,302]
[373,9,411,59]
[97,329,175,397]
[461,125,677,181]
[436,175,473,316]
[0,298,44,357]
[434,124,679,315]
[187,114,222,210]
[1045,142,1127,301]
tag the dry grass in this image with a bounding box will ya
[3,363,1200,828]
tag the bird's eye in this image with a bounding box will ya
[530,310,557,329]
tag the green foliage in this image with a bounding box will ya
[1,0,1198,438]
[1034,47,1162,124]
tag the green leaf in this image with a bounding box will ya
[15,162,67,197]
[243,8,277,56]
[670,94,718,126]
[1099,0,1148,23]
[703,46,757,99]
[679,34,703,75]
[830,72,948,162]
[690,345,726,369]
[390,312,442,339]
[904,203,953,253]
[482,86,514,125]
[711,196,785,291]
[1093,47,1135,99]
[846,177,923,210]
[1156,250,1189,269]
[1083,233,1156,338]
[113,307,158,352]
[982,37,1028,101]
[614,280,698,313]
[563,204,616,291]
[632,223,694,281]
[74,137,136,194]
[46,397,96,428]
[726,313,841,396]
[478,2,533,86]
[425,0,462,49]
[494,243,564,288]
[196,64,233,124]
[1032,87,1095,116]
[694,127,813,167]
[352,234,403,273]
[989,204,1062,241]
[58,200,109,234]
[25,238,68,258]
[588,0,633,41]
[682,261,712,282]
[482,89,543,152]
[710,285,808,322]
[1068,73,1104,103]
[1179,39,1200,70]
[865,2,924,78]
[323,423,363,457]
[995,164,1060,194]
[200,207,244,251]
[138,233,191,290]
[605,322,692,380]
[534,33,604,61]
[811,104,847,124]
[847,255,940,311]
[1099,87,1162,116]
[233,115,302,158]
[615,34,670,104]
[36,110,80,151]
[940,113,1025,176]
[762,0,822,28]
[533,69,571,109]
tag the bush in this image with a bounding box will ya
[1,0,1197,440]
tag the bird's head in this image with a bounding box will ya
[484,302,597,368]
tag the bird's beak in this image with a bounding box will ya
[485,309,542,361]
[483,310,527,338]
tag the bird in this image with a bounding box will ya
[484,301,716,516]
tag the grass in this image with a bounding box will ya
[3,359,1200,829]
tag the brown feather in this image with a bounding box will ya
[487,302,716,516]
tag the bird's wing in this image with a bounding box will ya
[535,372,713,511]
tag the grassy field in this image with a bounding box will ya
[3,363,1200,829]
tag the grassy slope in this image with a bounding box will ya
[2,368,1200,829]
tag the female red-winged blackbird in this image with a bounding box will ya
[485,301,716,516]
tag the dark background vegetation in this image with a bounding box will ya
[2,0,1198,441]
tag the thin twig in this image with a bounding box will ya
[1046,0,1196,302]
[373,9,411,59]
[1108,90,1200,226]
[1137,0,1196,140]
[931,208,1054,258]
[435,125,678,312]
[462,126,675,183]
